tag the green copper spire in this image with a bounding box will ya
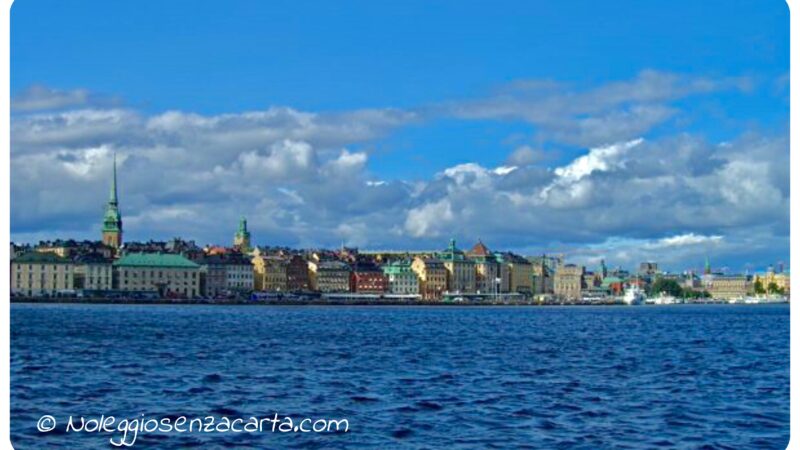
[102,152,123,248]
[704,256,711,275]
[109,151,118,205]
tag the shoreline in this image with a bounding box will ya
[9,297,788,307]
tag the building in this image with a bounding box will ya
[11,252,75,296]
[502,252,532,295]
[382,260,420,295]
[286,254,310,291]
[439,239,476,294]
[467,240,504,294]
[350,262,389,294]
[638,262,658,277]
[73,253,113,291]
[707,275,752,300]
[101,153,123,250]
[114,252,201,298]
[411,257,447,300]
[531,256,554,295]
[308,260,351,293]
[198,253,254,296]
[252,251,289,292]
[754,268,790,295]
[233,217,251,251]
[554,264,585,300]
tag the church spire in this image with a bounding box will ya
[109,151,118,205]
[102,151,123,250]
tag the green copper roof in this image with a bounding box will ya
[13,251,71,264]
[114,252,200,268]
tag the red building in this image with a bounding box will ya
[286,254,310,291]
[350,263,388,294]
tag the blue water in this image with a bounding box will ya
[11,304,789,449]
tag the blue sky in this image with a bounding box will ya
[10,0,789,272]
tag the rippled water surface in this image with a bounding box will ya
[11,304,789,449]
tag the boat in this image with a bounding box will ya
[648,292,678,305]
[623,285,646,305]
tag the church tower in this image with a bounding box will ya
[234,216,251,251]
[101,153,123,250]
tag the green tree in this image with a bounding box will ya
[754,279,766,294]
[648,278,684,297]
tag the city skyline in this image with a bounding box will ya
[10,0,789,272]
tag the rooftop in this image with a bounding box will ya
[114,252,200,269]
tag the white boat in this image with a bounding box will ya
[648,292,678,305]
[623,285,646,305]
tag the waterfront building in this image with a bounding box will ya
[198,253,254,296]
[439,239,476,294]
[73,253,113,291]
[554,264,585,300]
[286,254,311,291]
[531,256,554,294]
[382,260,420,295]
[502,252,533,295]
[101,153,123,250]
[350,262,389,294]
[233,217,252,252]
[411,257,447,300]
[707,275,752,299]
[754,269,790,295]
[11,251,75,296]
[467,240,503,294]
[114,253,201,298]
[308,259,351,292]
[251,251,289,292]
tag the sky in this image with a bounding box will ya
[10,0,789,272]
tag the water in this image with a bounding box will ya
[11,303,789,449]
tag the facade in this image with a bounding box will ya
[308,260,351,292]
[754,269,790,294]
[411,257,447,300]
[233,217,251,251]
[252,253,289,292]
[503,253,533,294]
[101,153,123,250]
[638,262,658,277]
[351,262,389,294]
[199,253,254,296]
[114,253,201,298]
[286,254,311,291]
[554,264,585,300]
[468,240,502,294]
[531,257,554,295]
[73,254,113,291]
[382,260,420,295]
[11,252,75,296]
[707,275,752,299]
[439,239,476,294]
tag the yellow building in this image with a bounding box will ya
[11,252,75,296]
[707,275,752,300]
[439,239,476,294]
[504,253,533,294]
[252,251,289,292]
[411,257,447,300]
[114,253,201,298]
[554,264,584,300]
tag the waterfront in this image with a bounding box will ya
[11,303,789,449]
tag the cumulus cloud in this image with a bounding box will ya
[9,74,788,271]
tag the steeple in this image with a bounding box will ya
[101,152,123,250]
[234,216,251,251]
[109,151,118,205]
[704,256,711,275]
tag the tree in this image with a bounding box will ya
[754,279,766,294]
[648,278,683,297]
